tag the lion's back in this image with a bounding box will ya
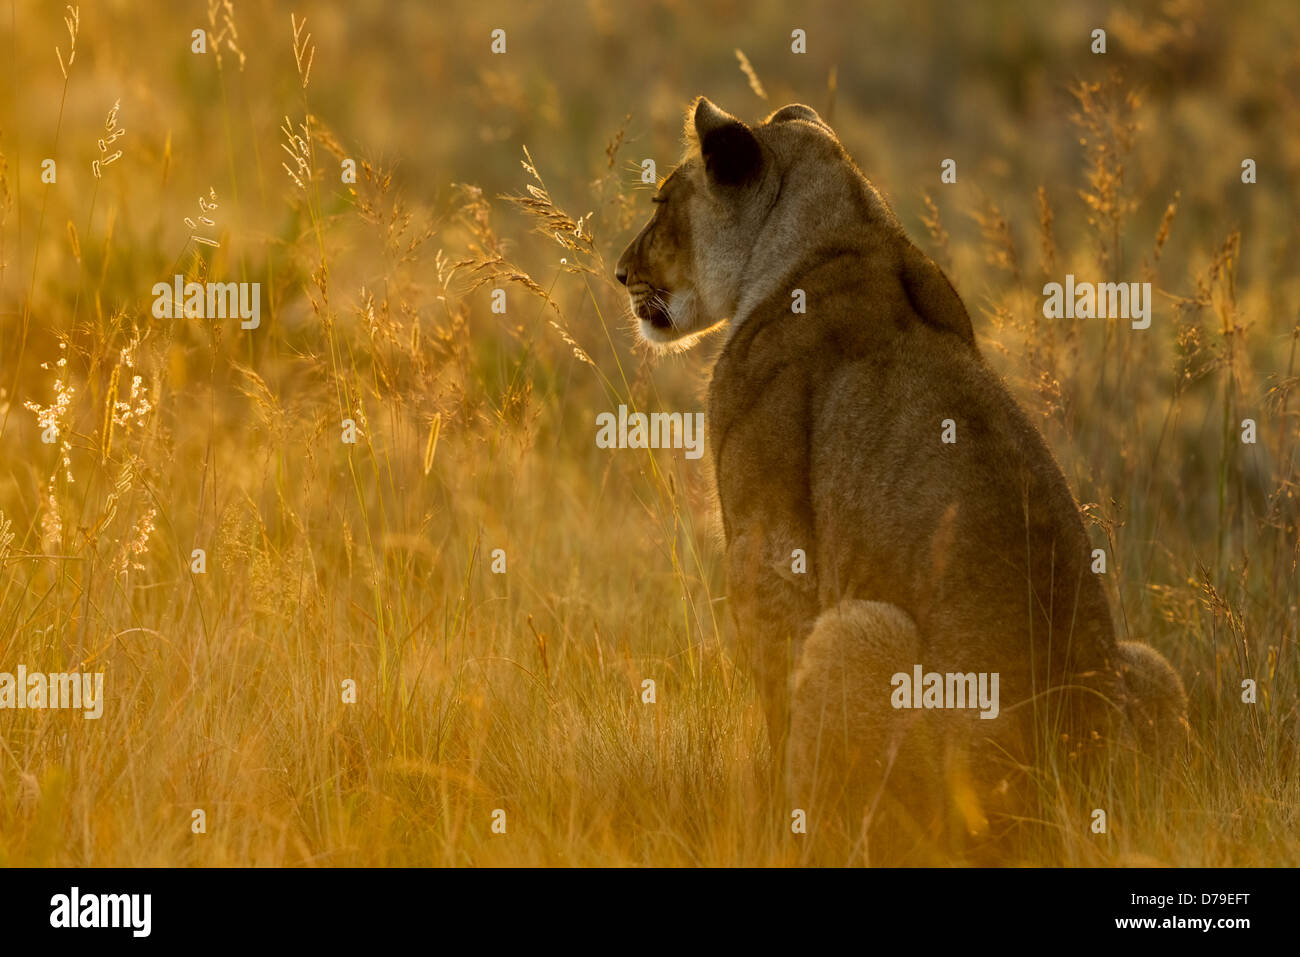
[817,326,1114,665]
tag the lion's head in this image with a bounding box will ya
[615,97,869,349]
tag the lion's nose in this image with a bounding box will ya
[615,264,629,285]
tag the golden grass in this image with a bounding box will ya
[0,0,1296,866]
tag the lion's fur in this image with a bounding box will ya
[616,97,1188,858]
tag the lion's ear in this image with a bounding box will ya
[691,97,762,187]
[898,240,976,346]
[766,103,830,131]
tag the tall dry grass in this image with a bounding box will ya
[0,1,1296,865]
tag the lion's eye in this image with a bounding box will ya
[650,195,667,204]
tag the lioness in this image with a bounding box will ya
[615,98,1187,858]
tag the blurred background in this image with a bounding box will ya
[0,0,1296,865]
